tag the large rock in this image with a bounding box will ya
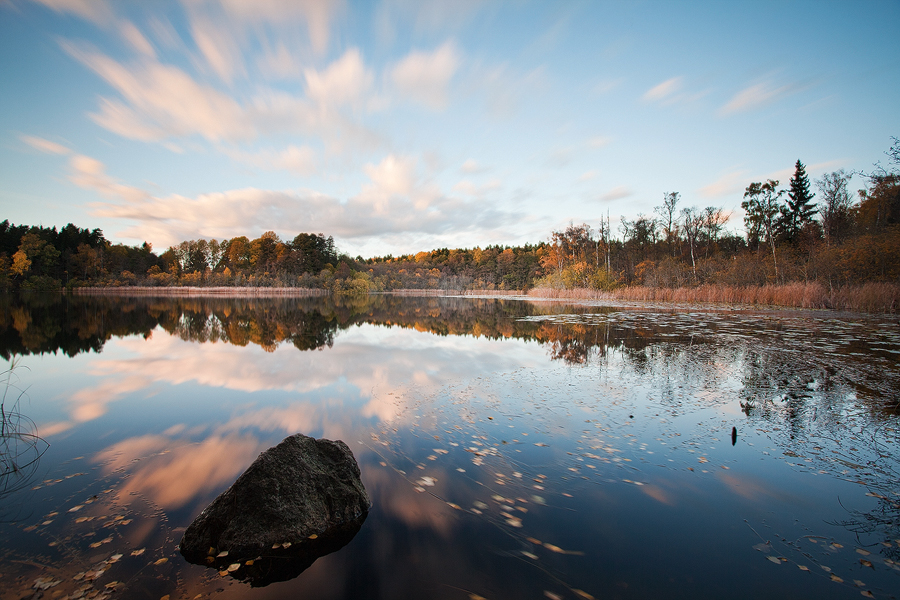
[179,433,370,585]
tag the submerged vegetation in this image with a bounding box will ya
[1,141,898,310]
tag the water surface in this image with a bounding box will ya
[0,294,898,600]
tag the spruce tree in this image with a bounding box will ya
[778,160,816,242]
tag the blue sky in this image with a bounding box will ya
[1,0,898,258]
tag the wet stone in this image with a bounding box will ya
[179,433,370,586]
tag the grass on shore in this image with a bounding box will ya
[528,282,900,313]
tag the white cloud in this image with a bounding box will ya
[578,170,596,182]
[304,48,373,108]
[600,186,632,201]
[719,80,796,115]
[390,41,460,110]
[69,154,149,204]
[73,152,520,248]
[642,76,682,103]
[20,134,71,155]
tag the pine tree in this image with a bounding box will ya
[778,160,816,242]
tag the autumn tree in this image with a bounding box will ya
[743,180,784,280]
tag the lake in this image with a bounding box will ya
[1,293,898,600]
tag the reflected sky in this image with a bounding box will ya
[1,295,898,600]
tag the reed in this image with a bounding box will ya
[527,282,900,312]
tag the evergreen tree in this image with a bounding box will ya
[778,160,816,242]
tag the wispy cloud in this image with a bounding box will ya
[391,41,460,110]
[642,76,682,103]
[699,169,749,198]
[600,186,632,201]
[30,0,113,24]
[221,144,318,175]
[719,79,799,115]
[20,134,71,155]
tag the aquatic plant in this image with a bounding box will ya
[0,358,49,515]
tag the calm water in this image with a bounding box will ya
[1,294,898,600]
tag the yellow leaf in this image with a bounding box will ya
[154,558,168,566]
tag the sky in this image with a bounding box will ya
[1,0,898,259]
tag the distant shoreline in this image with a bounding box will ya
[64,282,898,313]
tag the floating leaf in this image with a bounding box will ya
[522,551,538,560]
[831,574,844,583]
[797,565,809,571]
[544,543,565,554]
[227,563,241,572]
[861,591,874,598]
[573,590,595,600]
[153,558,168,566]
[544,592,563,600]
[216,550,229,558]
[131,548,145,556]
[68,505,84,513]
[860,559,874,569]
[766,556,782,564]
[282,542,292,549]
[856,549,871,556]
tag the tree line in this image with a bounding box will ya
[1,139,897,295]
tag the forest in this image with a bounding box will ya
[1,140,898,310]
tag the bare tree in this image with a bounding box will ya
[654,192,680,257]
[680,207,704,281]
[815,170,854,247]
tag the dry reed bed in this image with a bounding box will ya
[72,286,329,297]
[529,282,899,313]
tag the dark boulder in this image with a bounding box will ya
[179,433,370,585]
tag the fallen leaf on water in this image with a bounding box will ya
[831,574,844,583]
[469,595,487,600]
[68,505,84,513]
[245,559,254,566]
[853,580,866,587]
[308,534,318,540]
[526,537,542,545]
[131,548,145,556]
[154,558,168,566]
[534,443,548,447]
[856,549,871,556]
[522,551,538,560]
[861,591,874,598]
[752,543,773,553]
[282,542,292,549]
[227,563,240,572]
[23,526,36,532]
[766,556,782,564]
[860,559,874,569]
[217,550,229,558]
[544,592,563,600]
[109,554,123,562]
[573,590,595,600]
[544,543,564,554]
[797,565,809,571]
